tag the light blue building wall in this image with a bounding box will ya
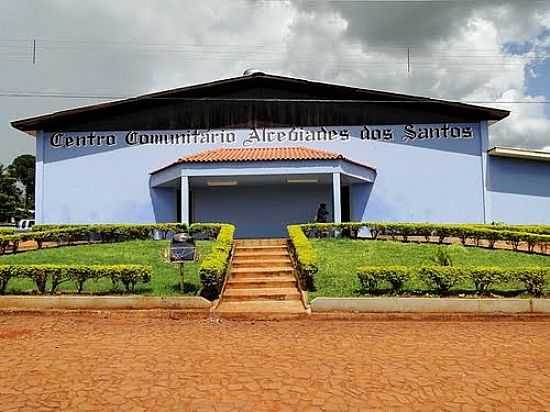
[486,156,550,224]
[33,121,550,237]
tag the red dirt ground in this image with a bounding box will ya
[1,315,550,411]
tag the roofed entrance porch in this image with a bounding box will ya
[150,147,376,238]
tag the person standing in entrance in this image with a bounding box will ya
[316,203,329,223]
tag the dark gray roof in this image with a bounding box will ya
[11,72,510,132]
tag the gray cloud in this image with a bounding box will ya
[296,0,550,48]
[1,0,549,165]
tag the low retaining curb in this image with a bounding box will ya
[0,296,212,311]
[310,297,550,314]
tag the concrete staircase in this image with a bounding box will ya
[214,239,308,318]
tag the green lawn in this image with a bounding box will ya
[0,240,211,296]
[310,239,550,299]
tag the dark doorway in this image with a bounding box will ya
[341,186,350,222]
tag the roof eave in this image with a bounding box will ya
[150,157,376,176]
[11,73,510,131]
[488,146,550,162]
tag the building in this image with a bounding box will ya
[11,72,550,238]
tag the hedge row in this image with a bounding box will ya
[198,224,235,300]
[32,223,226,235]
[0,264,152,294]
[287,225,319,291]
[473,224,550,236]
[300,222,550,253]
[0,223,227,255]
[0,228,15,235]
[33,223,188,237]
[357,266,550,296]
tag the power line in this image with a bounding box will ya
[0,37,548,71]
[0,92,547,104]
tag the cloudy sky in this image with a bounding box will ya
[1,0,550,165]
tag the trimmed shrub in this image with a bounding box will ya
[0,265,13,294]
[483,229,502,249]
[111,265,152,293]
[199,224,234,300]
[0,234,24,254]
[189,223,224,239]
[357,266,549,296]
[0,228,15,235]
[513,268,549,297]
[431,246,454,266]
[299,222,550,254]
[472,223,550,236]
[32,223,188,240]
[357,266,411,294]
[356,269,379,294]
[418,266,463,294]
[0,237,10,255]
[0,224,197,255]
[288,225,319,290]
[468,267,508,295]
[0,264,152,294]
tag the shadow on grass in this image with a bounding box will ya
[167,282,200,295]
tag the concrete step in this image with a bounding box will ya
[230,267,295,278]
[222,288,301,302]
[231,258,292,269]
[236,245,288,254]
[233,251,289,259]
[215,300,306,314]
[235,239,287,247]
[226,276,297,289]
[230,272,295,281]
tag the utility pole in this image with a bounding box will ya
[32,39,36,65]
[407,47,410,74]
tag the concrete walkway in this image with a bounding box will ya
[1,314,550,410]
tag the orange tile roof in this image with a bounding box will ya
[151,146,375,174]
[178,147,343,163]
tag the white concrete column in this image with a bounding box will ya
[180,175,190,225]
[332,172,342,223]
[35,130,45,223]
[479,120,490,224]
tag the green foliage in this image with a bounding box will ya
[288,225,319,290]
[8,154,35,212]
[0,264,152,294]
[356,270,379,293]
[300,222,550,253]
[357,264,550,296]
[0,240,211,296]
[198,224,234,300]
[513,268,549,297]
[0,224,194,255]
[32,223,187,238]
[468,267,508,295]
[476,223,550,236]
[312,238,550,300]
[431,246,454,266]
[0,265,13,294]
[418,266,463,294]
[0,163,22,222]
[357,266,410,294]
[301,222,364,239]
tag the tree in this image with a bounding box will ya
[8,154,35,213]
[0,163,22,222]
